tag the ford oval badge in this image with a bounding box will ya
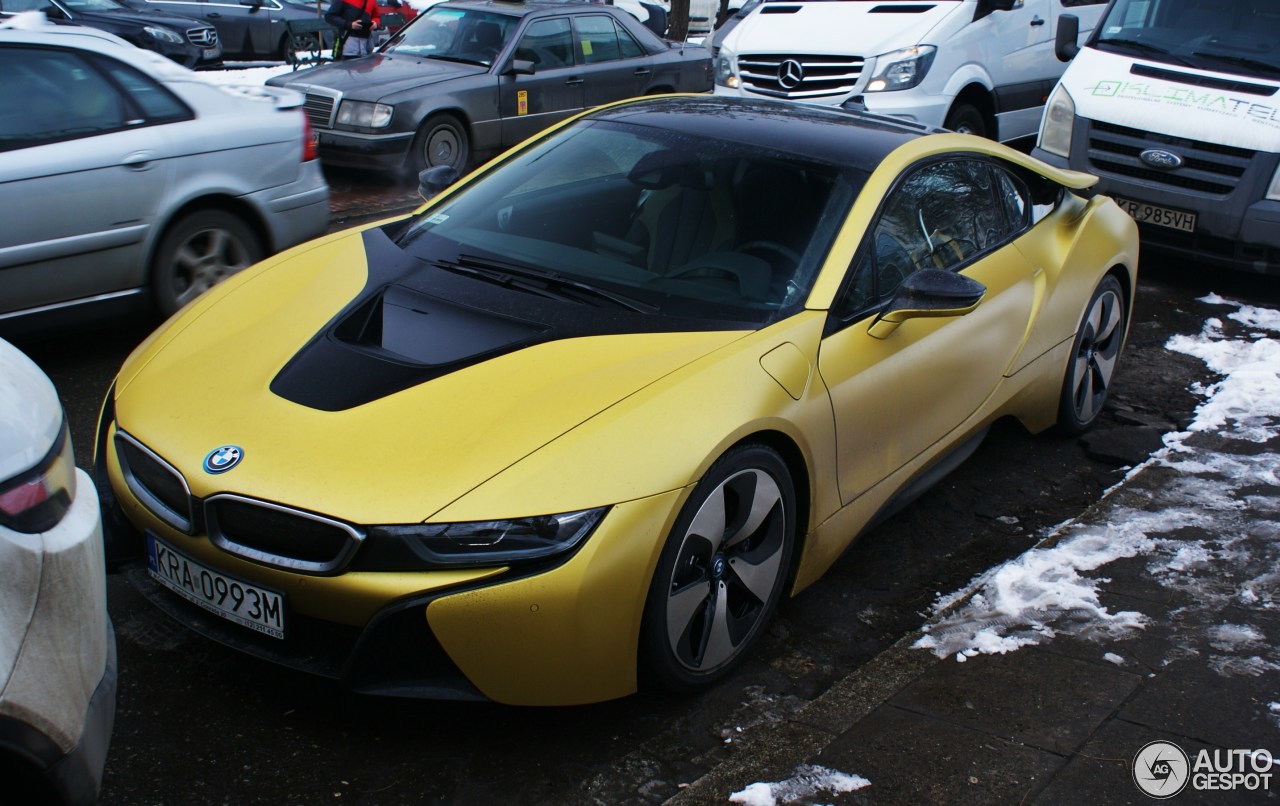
[1139,149,1183,170]
[204,445,243,474]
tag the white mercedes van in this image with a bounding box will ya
[1034,0,1280,274]
[711,0,1106,142]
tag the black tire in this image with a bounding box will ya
[1058,274,1127,435]
[639,443,796,693]
[411,114,470,176]
[151,210,263,316]
[944,102,987,137]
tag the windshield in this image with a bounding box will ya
[60,0,130,10]
[1095,0,1280,77]
[397,119,861,325]
[382,7,517,66]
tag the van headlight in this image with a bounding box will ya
[1039,84,1075,159]
[1267,163,1280,201]
[336,100,394,128]
[715,53,739,89]
[864,45,936,92]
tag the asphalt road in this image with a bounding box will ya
[15,179,1280,805]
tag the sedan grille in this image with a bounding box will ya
[206,494,364,575]
[115,431,194,534]
[1086,120,1254,196]
[738,53,864,100]
[187,27,219,48]
[303,91,340,129]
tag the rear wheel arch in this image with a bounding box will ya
[945,85,996,138]
[147,198,270,315]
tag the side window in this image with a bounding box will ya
[617,21,643,59]
[575,14,624,64]
[0,47,126,150]
[831,159,1007,322]
[98,58,191,123]
[993,165,1032,232]
[514,17,573,69]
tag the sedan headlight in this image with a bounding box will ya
[358,508,606,569]
[1039,83,1075,159]
[336,100,394,128]
[0,425,76,534]
[864,45,936,92]
[1267,163,1280,201]
[143,25,185,44]
[715,53,739,89]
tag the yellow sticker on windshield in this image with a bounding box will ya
[581,40,593,56]
[517,90,528,116]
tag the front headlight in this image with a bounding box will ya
[1267,162,1280,201]
[358,508,607,569]
[336,100,394,128]
[864,45,936,92]
[1039,83,1075,159]
[715,53,739,89]
[143,25,185,44]
[0,423,76,534]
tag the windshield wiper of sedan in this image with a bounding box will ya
[1190,51,1280,79]
[436,255,656,312]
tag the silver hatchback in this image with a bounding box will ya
[0,18,330,335]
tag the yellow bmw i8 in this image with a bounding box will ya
[95,96,1137,706]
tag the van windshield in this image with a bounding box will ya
[1096,0,1280,77]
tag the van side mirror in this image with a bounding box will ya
[1055,14,1080,62]
[418,165,460,200]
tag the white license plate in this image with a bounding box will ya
[1113,196,1197,233]
[147,534,285,639]
[203,48,220,59]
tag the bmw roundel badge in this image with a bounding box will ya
[204,445,243,474]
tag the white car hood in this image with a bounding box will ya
[0,339,60,483]
[1067,48,1280,153]
[722,0,958,56]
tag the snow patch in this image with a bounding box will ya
[729,765,870,806]
[1207,624,1265,652]
[1104,652,1126,665]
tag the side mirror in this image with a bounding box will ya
[239,0,265,7]
[867,269,986,339]
[1055,13,1080,62]
[418,164,460,200]
[974,0,1016,19]
[504,59,536,76]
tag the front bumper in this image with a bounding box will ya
[316,129,417,172]
[98,422,686,705]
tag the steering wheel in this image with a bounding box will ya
[737,240,801,268]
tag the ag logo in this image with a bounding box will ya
[203,445,243,474]
[1133,740,1190,799]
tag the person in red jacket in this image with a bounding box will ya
[325,0,381,59]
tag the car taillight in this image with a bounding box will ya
[301,110,319,162]
[0,424,76,534]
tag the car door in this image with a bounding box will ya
[570,12,653,106]
[197,0,280,58]
[817,158,1037,503]
[500,16,585,147]
[0,44,180,317]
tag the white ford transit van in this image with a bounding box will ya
[1034,0,1280,274]
[711,0,1106,142]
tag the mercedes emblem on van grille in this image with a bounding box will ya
[778,59,805,90]
[1139,149,1184,170]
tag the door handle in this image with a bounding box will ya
[566,77,584,85]
[122,152,155,171]
[633,68,651,76]
[208,11,221,17]
[1030,15,1045,25]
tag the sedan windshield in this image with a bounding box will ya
[382,7,517,66]
[1096,0,1280,77]
[397,118,861,325]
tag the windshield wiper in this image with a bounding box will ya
[439,255,655,312]
[1097,37,1194,66]
[1190,52,1280,78]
